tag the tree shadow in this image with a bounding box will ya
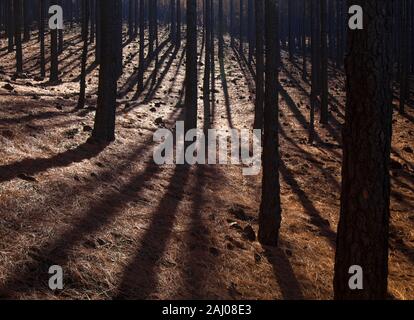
[181,164,221,299]
[143,45,179,103]
[0,150,162,298]
[279,159,337,249]
[118,36,171,99]
[114,164,191,299]
[219,47,234,128]
[263,244,305,300]
[0,141,108,183]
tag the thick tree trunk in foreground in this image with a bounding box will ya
[259,0,281,247]
[334,0,393,300]
[92,0,121,142]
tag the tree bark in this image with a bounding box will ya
[259,0,281,247]
[253,0,264,130]
[184,0,198,133]
[92,0,121,142]
[334,0,393,300]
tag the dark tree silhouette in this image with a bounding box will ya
[91,0,122,142]
[254,0,264,130]
[77,0,90,109]
[320,0,328,124]
[184,0,198,133]
[39,0,46,78]
[259,0,281,247]
[49,0,59,82]
[14,0,23,74]
[334,0,393,300]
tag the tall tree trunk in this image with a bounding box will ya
[399,0,409,114]
[14,0,23,74]
[288,0,294,61]
[253,0,264,130]
[95,0,101,63]
[39,0,45,78]
[6,0,14,52]
[176,0,181,47]
[137,0,145,92]
[218,0,224,58]
[203,0,211,132]
[230,0,235,47]
[50,0,59,82]
[23,0,30,41]
[247,0,254,63]
[259,0,281,247]
[58,0,63,54]
[184,0,198,133]
[128,0,134,39]
[302,0,308,80]
[239,0,243,52]
[309,0,319,144]
[320,0,328,124]
[92,0,121,142]
[77,0,90,109]
[170,0,176,42]
[334,0,393,300]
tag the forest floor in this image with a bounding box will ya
[0,29,413,300]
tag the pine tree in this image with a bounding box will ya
[259,0,281,247]
[184,0,198,133]
[14,0,23,74]
[91,0,121,142]
[334,0,393,300]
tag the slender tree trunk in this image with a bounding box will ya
[399,0,409,114]
[309,0,318,144]
[58,0,63,54]
[14,0,23,74]
[259,0,281,247]
[254,0,264,130]
[288,0,294,60]
[92,0,121,142]
[218,0,224,58]
[137,0,145,92]
[334,0,393,300]
[170,0,176,42]
[50,0,59,82]
[39,0,45,78]
[230,0,235,47]
[320,0,328,124]
[302,0,308,80]
[184,0,198,133]
[203,0,211,132]
[176,0,181,47]
[77,0,90,109]
[128,0,134,39]
[95,0,101,63]
[239,0,243,52]
[247,0,254,63]
[90,0,96,43]
[23,0,30,41]
[6,0,14,52]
